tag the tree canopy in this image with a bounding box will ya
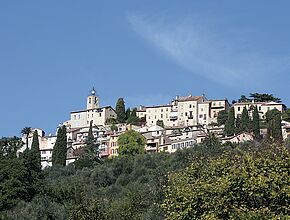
[117,130,146,156]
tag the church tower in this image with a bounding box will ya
[87,88,99,109]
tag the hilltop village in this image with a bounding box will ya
[19,88,290,168]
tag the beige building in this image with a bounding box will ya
[209,99,230,120]
[69,89,117,128]
[233,101,284,119]
[136,95,229,128]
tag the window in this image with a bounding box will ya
[199,114,203,118]
[201,108,203,112]
[89,98,91,104]
[259,106,261,111]
[99,113,102,117]
[189,104,192,108]
[238,107,241,111]
[74,115,76,120]
[41,151,46,154]
[161,109,163,112]
[185,112,188,116]
[161,114,163,118]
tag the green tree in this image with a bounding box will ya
[266,109,283,142]
[235,116,241,134]
[74,121,100,169]
[116,98,126,123]
[125,108,131,121]
[30,130,41,171]
[127,108,140,125]
[201,132,220,151]
[282,108,290,122]
[240,107,250,132]
[118,130,146,156]
[252,106,261,139]
[238,95,251,103]
[156,120,164,128]
[21,131,43,201]
[249,93,281,103]
[21,127,31,149]
[217,110,228,126]
[52,125,67,166]
[162,144,290,219]
[224,107,235,137]
[0,137,30,211]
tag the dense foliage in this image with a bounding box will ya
[117,130,146,156]
[162,143,290,219]
[1,147,197,219]
[1,125,289,219]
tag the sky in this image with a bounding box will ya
[1,1,290,136]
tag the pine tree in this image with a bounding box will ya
[240,107,250,132]
[116,98,126,123]
[252,106,261,139]
[224,107,235,137]
[52,126,67,166]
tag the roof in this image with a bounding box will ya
[146,104,172,109]
[233,101,282,106]
[176,95,204,102]
[71,106,115,114]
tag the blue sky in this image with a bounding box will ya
[1,1,290,136]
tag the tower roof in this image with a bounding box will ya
[90,87,96,96]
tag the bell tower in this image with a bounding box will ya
[87,87,99,109]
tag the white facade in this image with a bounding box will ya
[233,101,284,119]
[137,95,228,128]
[69,89,117,128]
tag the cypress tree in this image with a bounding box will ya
[125,108,131,121]
[30,130,41,172]
[74,121,99,169]
[252,106,261,139]
[273,113,283,141]
[116,98,126,123]
[267,111,282,142]
[127,108,140,125]
[52,126,67,166]
[235,116,241,134]
[240,107,250,132]
[224,107,235,137]
[86,120,96,154]
[21,130,42,201]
